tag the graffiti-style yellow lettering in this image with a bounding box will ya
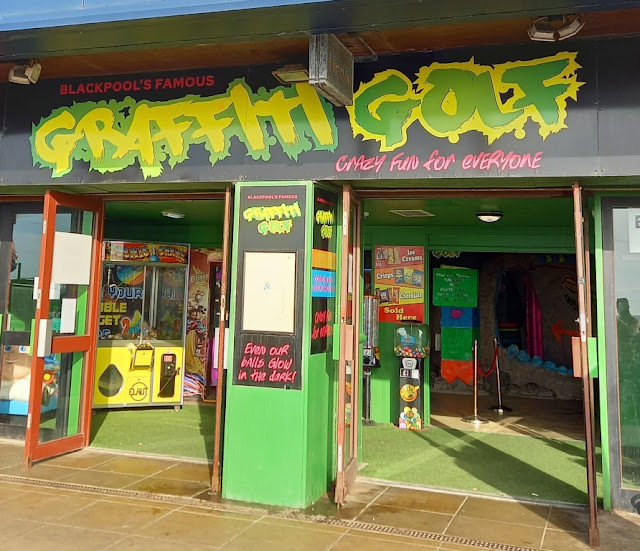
[348,52,583,148]
[31,80,338,178]
[243,201,302,222]
[257,219,294,236]
[315,209,335,225]
[348,70,421,151]
[244,201,301,236]
[32,110,81,176]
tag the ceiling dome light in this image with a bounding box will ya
[476,211,503,223]
[161,209,185,219]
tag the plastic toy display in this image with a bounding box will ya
[394,324,430,358]
[93,241,189,409]
[395,323,430,430]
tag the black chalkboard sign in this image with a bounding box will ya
[432,268,478,308]
[234,332,300,389]
[310,185,337,354]
[233,184,306,390]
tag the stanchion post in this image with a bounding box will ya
[490,337,512,414]
[462,339,488,425]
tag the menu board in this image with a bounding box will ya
[375,246,425,323]
[310,186,337,354]
[234,332,300,389]
[433,268,478,307]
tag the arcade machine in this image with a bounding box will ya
[362,295,381,422]
[93,241,189,409]
[395,323,430,430]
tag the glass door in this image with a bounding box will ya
[335,185,361,506]
[603,197,640,514]
[572,185,599,544]
[25,191,103,465]
[0,203,44,439]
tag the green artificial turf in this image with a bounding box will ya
[89,404,215,460]
[361,425,603,504]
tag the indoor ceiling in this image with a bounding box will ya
[3,8,640,80]
[102,196,574,229]
[362,197,574,228]
[105,200,225,227]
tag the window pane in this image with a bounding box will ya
[613,208,640,490]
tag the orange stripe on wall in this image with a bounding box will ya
[312,250,336,270]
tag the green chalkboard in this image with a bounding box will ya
[432,268,478,307]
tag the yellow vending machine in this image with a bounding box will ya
[93,241,189,409]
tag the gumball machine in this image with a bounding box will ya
[395,323,430,430]
[362,296,381,422]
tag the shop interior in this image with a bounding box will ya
[91,199,226,459]
[0,197,227,462]
[358,194,597,504]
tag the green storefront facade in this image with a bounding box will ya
[1,31,640,518]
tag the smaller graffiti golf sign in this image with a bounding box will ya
[233,185,306,389]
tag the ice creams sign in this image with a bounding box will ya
[30,52,581,179]
[375,246,425,322]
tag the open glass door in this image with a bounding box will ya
[0,202,43,440]
[335,185,361,506]
[603,196,640,515]
[572,184,599,544]
[25,191,104,465]
[212,186,233,493]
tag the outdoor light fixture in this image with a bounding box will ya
[161,209,185,219]
[8,60,41,85]
[476,211,503,223]
[527,14,584,42]
[272,64,310,84]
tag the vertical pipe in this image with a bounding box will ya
[573,183,600,547]
[473,340,479,418]
[494,337,503,412]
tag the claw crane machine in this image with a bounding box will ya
[93,241,189,409]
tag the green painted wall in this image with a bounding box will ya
[104,222,222,249]
[364,222,575,425]
[364,226,429,425]
[222,181,338,508]
[594,194,611,509]
[303,184,339,505]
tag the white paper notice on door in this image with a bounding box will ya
[242,252,296,333]
[628,209,640,253]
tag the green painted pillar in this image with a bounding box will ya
[222,182,339,508]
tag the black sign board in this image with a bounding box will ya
[235,332,299,388]
[310,186,338,354]
[233,184,307,389]
[5,37,630,186]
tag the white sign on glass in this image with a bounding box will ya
[51,232,92,286]
[628,209,640,253]
[60,298,77,334]
[242,252,296,333]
